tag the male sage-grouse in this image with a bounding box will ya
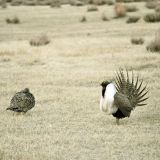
[100,69,148,125]
[7,88,35,113]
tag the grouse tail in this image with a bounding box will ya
[114,68,149,108]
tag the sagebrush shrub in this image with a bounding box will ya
[144,12,160,22]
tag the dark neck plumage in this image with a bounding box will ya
[102,87,106,98]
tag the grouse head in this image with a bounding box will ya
[101,81,111,98]
[101,81,110,88]
[21,88,30,93]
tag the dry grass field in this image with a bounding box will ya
[0,2,160,160]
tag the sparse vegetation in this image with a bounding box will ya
[5,16,20,24]
[144,12,160,22]
[114,3,127,18]
[131,37,144,44]
[126,15,140,23]
[147,30,160,52]
[87,5,98,12]
[29,34,50,46]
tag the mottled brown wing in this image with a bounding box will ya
[10,92,35,112]
[114,92,133,117]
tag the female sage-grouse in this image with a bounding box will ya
[100,69,148,125]
[7,88,35,113]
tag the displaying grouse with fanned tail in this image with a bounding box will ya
[7,88,35,113]
[100,69,149,125]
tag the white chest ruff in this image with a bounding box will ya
[100,83,118,114]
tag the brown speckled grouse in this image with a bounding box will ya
[7,88,35,113]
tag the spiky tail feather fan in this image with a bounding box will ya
[114,69,149,109]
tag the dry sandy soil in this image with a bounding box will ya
[0,2,160,160]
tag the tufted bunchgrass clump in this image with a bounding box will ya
[146,30,160,52]
[126,15,140,23]
[114,3,127,18]
[144,12,160,22]
[29,34,50,46]
[131,37,144,45]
